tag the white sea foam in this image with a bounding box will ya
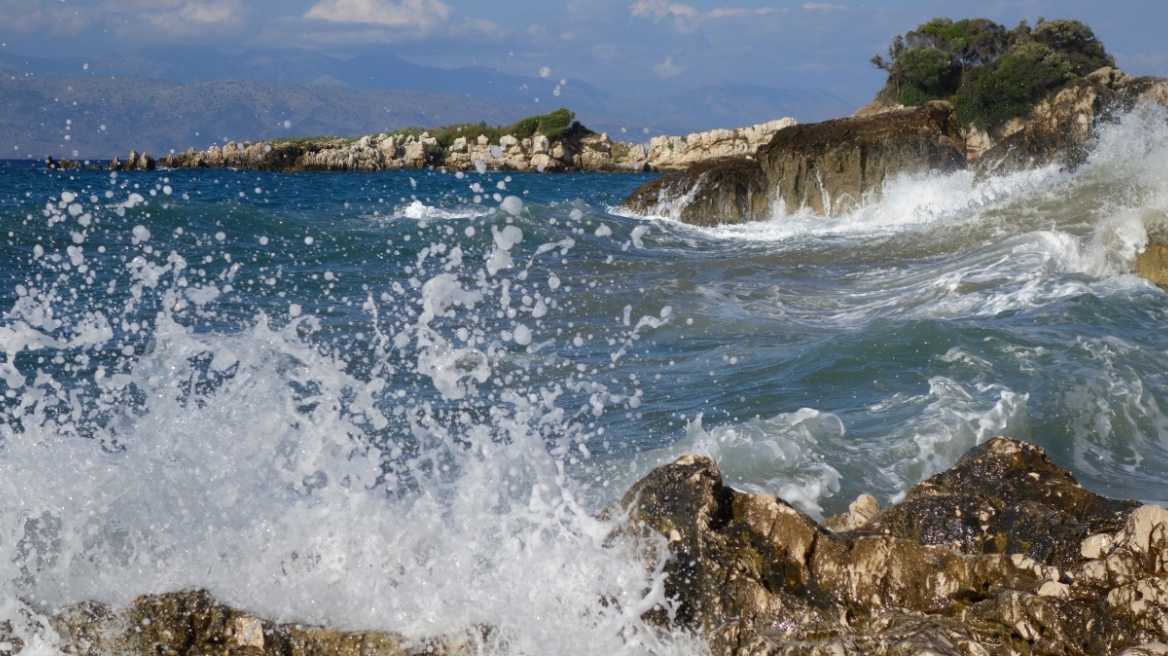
[0,191,698,656]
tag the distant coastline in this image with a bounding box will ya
[42,109,799,176]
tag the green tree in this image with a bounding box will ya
[869,16,1115,129]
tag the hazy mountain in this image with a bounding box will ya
[0,72,543,159]
[0,48,855,159]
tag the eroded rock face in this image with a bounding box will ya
[976,67,1168,176]
[620,157,769,226]
[757,100,966,217]
[619,437,1168,656]
[621,101,966,225]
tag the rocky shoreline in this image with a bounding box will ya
[79,117,799,176]
[622,67,1168,226]
[23,436,1168,656]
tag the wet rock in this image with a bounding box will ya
[757,100,966,216]
[620,157,769,226]
[53,589,474,656]
[821,493,881,533]
[619,437,1164,655]
[976,67,1168,176]
[1136,242,1168,292]
[621,101,965,224]
[869,436,1139,570]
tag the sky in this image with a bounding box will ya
[0,0,1165,107]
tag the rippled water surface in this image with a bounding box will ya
[3,108,1168,654]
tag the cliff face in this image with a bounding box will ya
[757,100,966,216]
[622,101,966,224]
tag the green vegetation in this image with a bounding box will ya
[267,108,592,150]
[871,17,1115,128]
[383,108,591,149]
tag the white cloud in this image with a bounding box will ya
[652,54,686,79]
[85,0,251,38]
[629,0,774,32]
[802,2,845,11]
[303,0,453,30]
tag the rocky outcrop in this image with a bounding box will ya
[759,99,966,216]
[115,118,796,175]
[621,157,769,227]
[144,130,651,174]
[108,150,157,172]
[52,589,467,656]
[619,436,1168,655]
[30,436,1168,656]
[622,101,966,224]
[646,119,797,171]
[976,67,1168,175]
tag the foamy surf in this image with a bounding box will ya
[3,105,1168,654]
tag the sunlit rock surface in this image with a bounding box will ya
[620,437,1168,656]
[645,119,797,172]
[39,436,1168,656]
[975,68,1168,176]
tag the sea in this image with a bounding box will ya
[2,106,1168,655]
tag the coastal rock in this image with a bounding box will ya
[758,100,966,216]
[621,157,769,226]
[619,436,1167,655]
[869,436,1139,569]
[1136,242,1168,292]
[976,67,1168,175]
[37,436,1168,656]
[646,118,796,171]
[621,101,966,224]
[53,589,467,656]
[109,150,156,172]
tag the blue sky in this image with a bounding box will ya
[1,0,1164,106]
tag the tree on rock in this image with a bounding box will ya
[870,17,1115,129]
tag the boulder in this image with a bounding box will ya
[618,436,1168,655]
[621,157,769,226]
[976,67,1168,175]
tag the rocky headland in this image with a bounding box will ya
[26,436,1168,656]
[622,67,1168,226]
[102,115,799,176]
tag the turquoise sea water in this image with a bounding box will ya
[3,107,1168,653]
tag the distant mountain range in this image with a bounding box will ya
[0,48,854,159]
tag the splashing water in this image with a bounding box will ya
[3,107,1168,653]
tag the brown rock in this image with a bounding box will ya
[1137,242,1168,292]
[757,100,966,216]
[619,101,966,225]
[53,589,472,656]
[869,436,1139,570]
[620,157,769,226]
[618,437,1163,655]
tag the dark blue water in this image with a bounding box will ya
[2,107,1168,651]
